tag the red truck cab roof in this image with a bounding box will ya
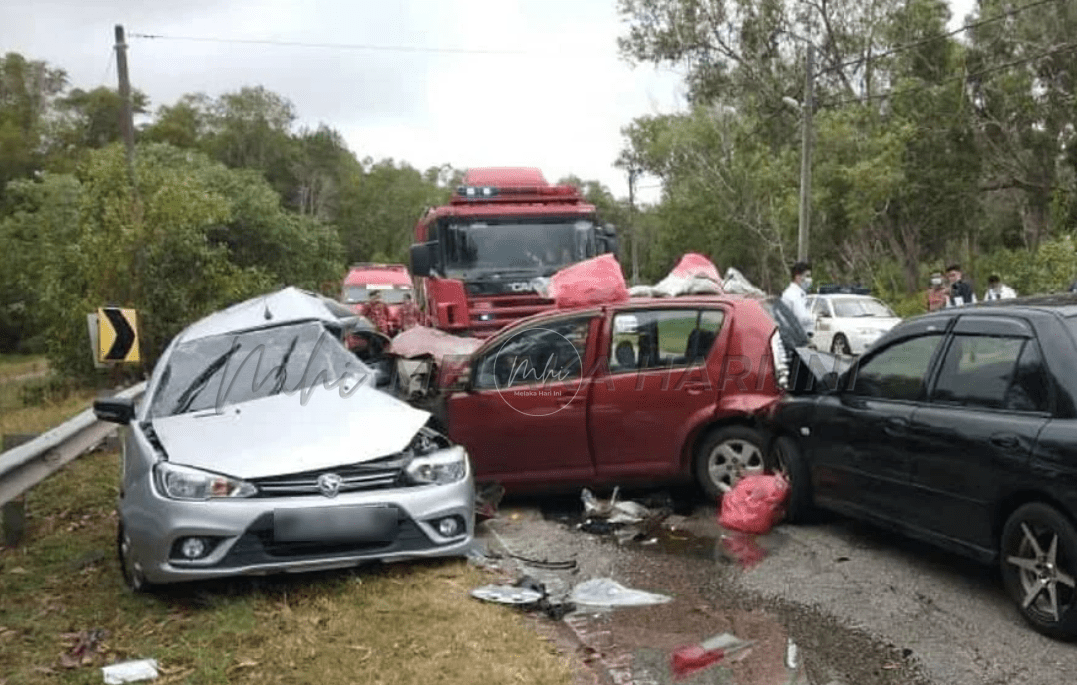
[343,263,413,288]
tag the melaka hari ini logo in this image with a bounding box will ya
[493,327,583,417]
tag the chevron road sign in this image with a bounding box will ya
[97,307,140,363]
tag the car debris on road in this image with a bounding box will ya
[669,631,754,681]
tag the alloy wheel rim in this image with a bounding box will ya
[708,439,764,493]
[1006,521,1077,622]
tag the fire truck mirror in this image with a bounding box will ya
[410,242,435,277]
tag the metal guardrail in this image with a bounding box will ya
[0,381,146,507]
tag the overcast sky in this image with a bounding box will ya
[4,0,976,205]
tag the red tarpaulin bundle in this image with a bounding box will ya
[669,253,722,283]
[718,474,790,535]
[547,254,629,309]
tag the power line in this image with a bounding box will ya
[128,32,530,55]
[813,0,1063,79]
[820,40,1077,109]
[99,48,114,87]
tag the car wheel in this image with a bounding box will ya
[1000,503,1077,639]
[695,425,766,499]
[830,334,852,356]
[768,435,813,523]
[117,520,153,594]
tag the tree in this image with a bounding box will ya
[0,53,67,205]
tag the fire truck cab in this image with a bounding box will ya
[409,167,618,338]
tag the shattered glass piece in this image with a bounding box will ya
[569,578,673,607]
[470,584,544,605]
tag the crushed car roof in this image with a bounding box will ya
[178,287,357,342]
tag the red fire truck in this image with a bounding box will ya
[408,168,618,337]
[340,263,415,335]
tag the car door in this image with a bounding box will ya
[811,298,836,352]
[810,331,947,520]
[589,307,726,480]
[446,315,597,489]
[905,316,1051,552]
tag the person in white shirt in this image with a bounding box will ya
[984,274,1017,301]
[781,261,814,340]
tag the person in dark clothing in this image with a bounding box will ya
[945,263,975,307]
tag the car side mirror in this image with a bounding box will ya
[94,397,135,424]
[410,242,435,277]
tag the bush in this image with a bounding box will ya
[19,375,78,407]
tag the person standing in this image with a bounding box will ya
[945,264,976,307]
[926,272,948,312]
[781,261,814,340]
[360,290,391,335]
[984,275,1017,301]
[399,292,422,331]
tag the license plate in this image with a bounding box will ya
[273,505,399,544]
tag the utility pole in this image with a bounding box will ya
[114,25,137,190]
[797,43,814,263]
[628,168,640,285]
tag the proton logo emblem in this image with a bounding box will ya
[317,473,342,498]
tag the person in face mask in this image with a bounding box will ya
[781,261,814,339]
[927,272,948,311]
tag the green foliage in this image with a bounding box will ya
[976,235,1077,297]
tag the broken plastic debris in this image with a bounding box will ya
[470,584,544,605]
[569,578,672,608]
[670,632,754,681]
[101,659,159,684]
[785,637,800,670]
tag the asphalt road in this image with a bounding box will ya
[474,492,1077,685]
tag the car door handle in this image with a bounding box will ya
[683,382,708,396]
[991,433,1020,449]
[883,417,907,436]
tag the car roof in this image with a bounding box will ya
[498,294,764,331]
[178,287,359,342]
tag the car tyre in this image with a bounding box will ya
[830,334,852,356]
[768,435,813,523]
[695,425,766,499]
[117,519,155,594]
[1000,503,1077,640]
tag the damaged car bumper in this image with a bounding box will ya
[122,449,474,585]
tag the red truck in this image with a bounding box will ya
[408,168,618,338]
[340,263,415,335]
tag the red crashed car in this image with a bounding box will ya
[443,295,791,496]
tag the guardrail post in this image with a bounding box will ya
[2,434,36,547]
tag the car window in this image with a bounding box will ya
[931,335,1048,411]
[474,317,591,389]
[832,297,894,318]
[851,334,943,401]
[608,309,725,374]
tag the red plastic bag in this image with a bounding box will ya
[718,474,790,535]
[547,254,629,308]
[669,253,722,283]
[720,531,767,569]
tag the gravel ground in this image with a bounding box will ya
[473,492,1077,685]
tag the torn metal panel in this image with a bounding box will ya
[388,326,483,360]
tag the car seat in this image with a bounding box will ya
[685,329,716,364]
[615,340,636,370]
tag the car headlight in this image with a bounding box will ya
[154,463,257,500]
[404,446,468,486]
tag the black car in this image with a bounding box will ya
[767,296,1077,639]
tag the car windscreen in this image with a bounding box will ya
[440,218,597,279]
[342,286,412,304]
[149,321,372,418]
[831,297,894,318]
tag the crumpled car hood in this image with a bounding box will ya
[152,384,431,480]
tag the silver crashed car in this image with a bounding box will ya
[93,287,474,591]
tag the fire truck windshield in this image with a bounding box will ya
[342,286,413,304]
[441,219,596,278]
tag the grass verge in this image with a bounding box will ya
[0,448,575,685]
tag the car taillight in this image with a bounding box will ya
[770,330,789,390]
